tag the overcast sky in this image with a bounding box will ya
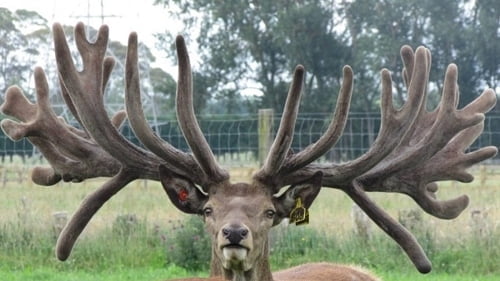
[2,0,182,70]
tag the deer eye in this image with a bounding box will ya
[265,209,276,219]
[203,207,213,217]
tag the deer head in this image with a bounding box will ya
[160,164,323,279]
[1,22,497,280]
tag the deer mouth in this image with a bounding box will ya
[221,244,250,261]
[221,243,250,251]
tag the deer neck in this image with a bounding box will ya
[210,239,273,281]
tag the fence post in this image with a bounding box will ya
[258,109,274,165]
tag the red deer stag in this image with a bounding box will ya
[1,22,497,281]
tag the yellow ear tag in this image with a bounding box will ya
[289,197,309,226]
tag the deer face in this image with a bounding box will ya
[159,166,322,273]
[203,183,274,271]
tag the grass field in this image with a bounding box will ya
[0,164,499,280]
[1,267,498,281]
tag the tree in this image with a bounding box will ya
[155,0,497,114]
[155,0,349,113]
[343,0,498,109]
[150,67,177,115]
[0,8,49,96]
[471,0,499,92]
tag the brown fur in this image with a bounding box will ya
[167,277,225,281]
[274,263,380,281]
[166,262,380,281]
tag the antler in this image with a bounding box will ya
[0,68,123,185]
[253,46,497,272]
[126,33,228,185]
[1,22,228,261]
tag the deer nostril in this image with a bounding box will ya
[239,228,248,238]
[222,228,231,237]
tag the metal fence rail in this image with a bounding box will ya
[2,112,500,166]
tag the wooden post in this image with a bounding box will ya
[258,109,274,165]
[53,211,68,238]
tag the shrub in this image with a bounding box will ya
[112,213,140,238]
[165,216,211,271]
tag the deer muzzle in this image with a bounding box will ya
[218,223,253,268]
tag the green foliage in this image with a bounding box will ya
[0,265,200,281]
[112,214,141,238]
[156,0,348,113]
[270,225,337,266]
[0,7,49,94]
[473,0,500,90]
[0,206,498,279]
[150,67,177,115]
[343,0,499,109]
[164,216,212,271]
[269,220,500,275]
[155,0,498,114]
[2,1,498,123]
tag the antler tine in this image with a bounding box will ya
[56,170,136,260]
[401,45,415,88]
[335,47,430,183]
[277,66,353,177]
[347,181,432,273]
[0,67,120,185]
[125,32,207,185]
[175,35,229,184]
[1,87,37,123]
[53,22,160,176]
[59,56,116,132]
[255,65,305,185]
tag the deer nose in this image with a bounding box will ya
[222,225,249,244]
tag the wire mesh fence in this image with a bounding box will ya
[2,112,500,167]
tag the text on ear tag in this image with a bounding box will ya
[289,197,309,225]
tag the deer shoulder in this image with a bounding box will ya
[167,277,224,281]
[274,263,380,281]
[167,263,379,281]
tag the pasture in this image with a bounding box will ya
[0,164,498,281]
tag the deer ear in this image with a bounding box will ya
[159,165,208,215]
[273,172,323,224]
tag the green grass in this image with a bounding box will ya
[0,266,198,281]
[378,272,498,281]
[0,165,499,280]
[0,268,497,281]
